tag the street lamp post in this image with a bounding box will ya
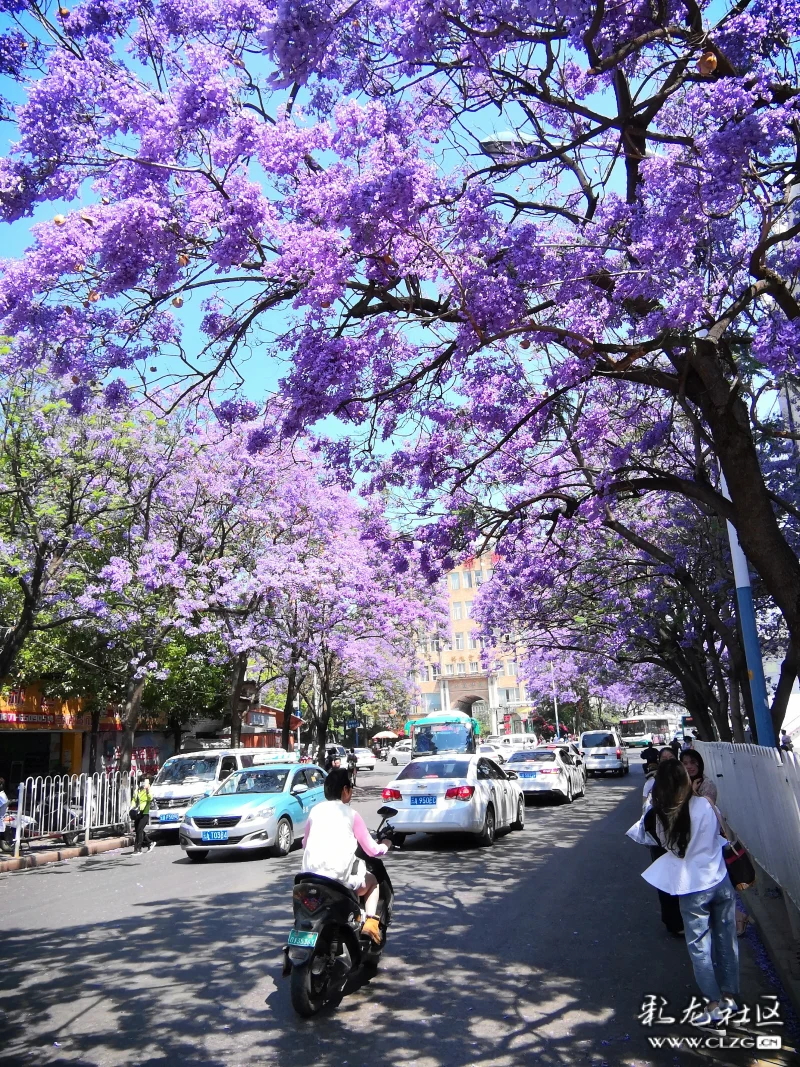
[550,664,561,739]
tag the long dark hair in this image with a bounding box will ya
[680,749,705,780]
[651,760,693,856]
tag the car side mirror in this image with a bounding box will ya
[203,790,212,798]
[506,771,519,780]
[292,783,308,795]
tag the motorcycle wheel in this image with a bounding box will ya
[62,831,79,847]
[290,955,330,1017]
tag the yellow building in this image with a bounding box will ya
[414,553,533,735]
[0,683,90,785]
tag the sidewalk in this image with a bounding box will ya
[0,833,133,873]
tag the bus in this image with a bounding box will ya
[410,711,480,758]
[617,714,679,748]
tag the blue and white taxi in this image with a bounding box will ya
[179,763,326,862]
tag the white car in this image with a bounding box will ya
[353,748,376,770]
[388,739,413,767]
[506,747,583,803]
[542,743,587,791]
[476,742,507,764]
[381,753,525,846]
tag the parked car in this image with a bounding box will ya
[353,748,376,770]
[543,743,587,791]
[506,748,583,803]
[477,742,507,765]
[149,749,259,835]
[579,730,630,777]
[388,739,413,767]
[492,734,537,754]
[381,754,525,846]
[179,764,326,861]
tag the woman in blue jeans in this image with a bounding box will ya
[628,760,739,1025]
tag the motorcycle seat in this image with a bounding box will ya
[294,872,361,908]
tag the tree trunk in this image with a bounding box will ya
[281,660,298,752]
[88,703,101,774]
[169,714,182,756]
[315,681,334,764]
[729,675,745,743]
[227,652,248,748]
[119,676,147,775]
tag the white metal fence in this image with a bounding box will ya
[2,771,136,859]
[695,741,800,911]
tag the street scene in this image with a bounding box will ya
[3,2,800,1066]
[0,764,794,1067]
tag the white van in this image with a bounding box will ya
[148,748,284,834]
[493,734,537,752]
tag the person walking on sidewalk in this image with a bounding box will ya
[131,777,155,854]
[627,760,739,1025]
[680,749,717,803]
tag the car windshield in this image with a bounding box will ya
[479,745,497,753]
[397,760,471,779]
[216,770,289,795]
[154,757,218,784]
[413,723,471,755]
[508,751,556,763]
[582,732,615,747]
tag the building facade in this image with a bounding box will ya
[414,554,533,734]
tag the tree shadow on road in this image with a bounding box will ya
[0,777,790,1067]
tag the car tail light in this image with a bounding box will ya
[540,768,560,775]
[616,748,622,758]
[382,787,402,800]
[445,785,475,801]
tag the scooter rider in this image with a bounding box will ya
[300,768,388,944]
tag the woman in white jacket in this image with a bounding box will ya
[627,760,739,1025]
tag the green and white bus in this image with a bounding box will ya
[618,714,679,748]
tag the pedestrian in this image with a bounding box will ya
[642,746,676,808]
[779,729,793,752]
[0,777,8,823]
[627,760,739,1024]
[641,741,659,775]
[670,735,681,758]
[680,750,717,803]
[131,776,155,854]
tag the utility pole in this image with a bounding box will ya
[720,475,776,747]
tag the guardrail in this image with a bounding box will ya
[694,741,800,911]
[2,771,137,859]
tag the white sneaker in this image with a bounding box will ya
[692,1006,723,1027]
[148,841,157,852]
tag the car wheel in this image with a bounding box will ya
[272,817,293,857]
[511,798,525,831]
[564,781,573,804]
[187,850,208,862]
[476,805,495,847]
[623,764,630,776]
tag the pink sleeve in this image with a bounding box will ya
[353,811,388,857]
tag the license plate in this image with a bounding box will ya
[201,829,228,842]
[159,813,180,823]
[411,795,437,806]
[520,771,537,778]
[287,929,318,948]
[595,754,606,758]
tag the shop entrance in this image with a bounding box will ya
[0,732,51,789]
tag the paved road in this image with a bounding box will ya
[0,765,793,1067]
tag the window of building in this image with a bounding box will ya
[465,600,473,618]
[474,569,484,586]
[454,633,465,650]
[452,602,463,621]
[468,634,479,650]
[456,662,466,675]
[443,638,452,651]
[502,687,520,703]
[469,661,480,674]
[430,637,440,652]
[463,570,473,589]
[450,572,460,591]
[445,663,455,676]
[507,660,517,676]
[431,663,441,678]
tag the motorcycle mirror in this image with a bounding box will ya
[377,805,398,817]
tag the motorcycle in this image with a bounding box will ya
[283,805,399,1017]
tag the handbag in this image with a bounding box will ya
[713,806,756,890]
[128,806,139,821]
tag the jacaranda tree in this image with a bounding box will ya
[2,2,799,721]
